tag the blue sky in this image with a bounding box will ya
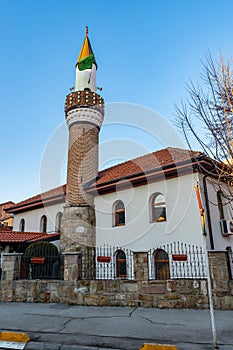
[1,0,233,203]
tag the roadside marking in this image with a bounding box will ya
[0,340,26,349]
[140,343,178,350]
[0,332,30,349]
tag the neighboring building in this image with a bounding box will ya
[0,201,15,229]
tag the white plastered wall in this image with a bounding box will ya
[13,203,64,233]
[95,172,204,251]
[199,174,233,251]
[75,65,96,92]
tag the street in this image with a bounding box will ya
[0,302,233,350]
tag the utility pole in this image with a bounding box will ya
[195,184,218,349]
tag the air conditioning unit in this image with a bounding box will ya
[220,220,233,236]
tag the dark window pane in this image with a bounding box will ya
[117,211,125,224]
[118,260,126,276]
[118,250,126,259]
[154,207,166,222]
[217,191,224,220]
[116,250,126,277]
[41,216,47,233]
[154,249,170,280]
[19,219,25,232]
[116,201,124,210]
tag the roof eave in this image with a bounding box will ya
[86,157,207,196]
[6,194,65,214]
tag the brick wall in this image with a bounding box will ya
[66,123,99,206]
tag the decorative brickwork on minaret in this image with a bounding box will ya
[61,91,104,253]
[66,123,98,206]
[60,29,104,262]
[65,91,104,207]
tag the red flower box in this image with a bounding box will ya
[172,254,187,262]
[30,257,45,264]
[97,256,111,263]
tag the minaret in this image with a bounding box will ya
[61,27,104,255]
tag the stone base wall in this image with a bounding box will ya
[1,253,22,281]
[61,205,96,251]
[1,279,233,309]
[1,250,233,309]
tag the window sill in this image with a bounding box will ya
[150,220,167,223]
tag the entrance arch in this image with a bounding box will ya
[24,242,59,279]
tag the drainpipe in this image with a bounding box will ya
[202,171,215,250]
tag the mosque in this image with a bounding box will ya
[2,28,233,279]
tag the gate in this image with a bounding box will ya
[21,242,62,279]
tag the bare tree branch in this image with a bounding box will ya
[175,52,233,180]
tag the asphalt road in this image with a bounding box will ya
[0,302,233,350]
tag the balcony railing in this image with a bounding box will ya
[65,90,104,114]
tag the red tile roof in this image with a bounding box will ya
[95,147,203,186]
[0,231,60,243]
[6,185,66,214]
[6,147,208,212]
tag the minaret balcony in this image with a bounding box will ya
[65,90,104,115]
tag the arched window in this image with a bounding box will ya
[151,193,166,222]
[19,218,25,232]
[114,200,125,226]
[217,190,225,220]
[115,249,127,278]
[40,215,47,233]
[154,249,170,280]
[55,212,62,233]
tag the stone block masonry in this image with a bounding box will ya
[1,279,233,309]
[1,250,233,309]
[134,252,149,280]
[1,253,22,281]
[61,205,96,252]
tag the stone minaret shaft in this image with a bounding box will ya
[61,28,104,254]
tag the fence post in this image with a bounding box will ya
[133,252,149,280]
[1,253,22,281]
[208,252,230,292]
[62,252,82,281]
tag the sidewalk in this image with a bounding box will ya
[0,302,233,350]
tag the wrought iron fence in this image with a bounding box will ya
[20,254,64,280]
[18,242,208,281]
[148,242,207,280]
[96,245,134,280]
[76,248,96,280]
